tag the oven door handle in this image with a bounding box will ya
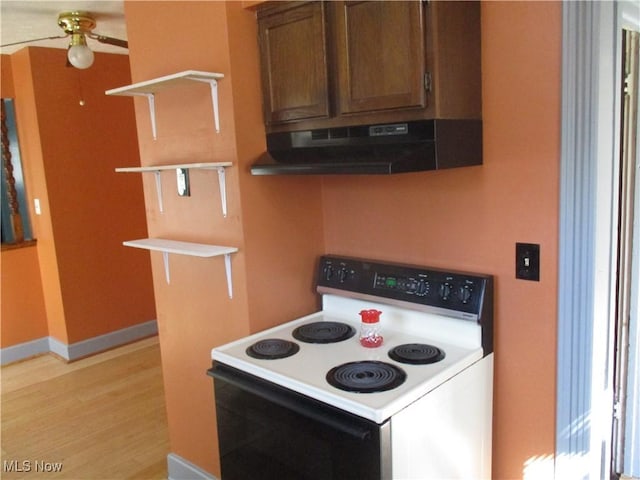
[208,364,374,441]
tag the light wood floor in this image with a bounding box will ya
[0,336,170,479]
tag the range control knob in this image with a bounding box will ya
[416,280,428,296]
[459,285,472,304]
[439,282,452,301]
[324,265,334,281]
[338,267,349,283]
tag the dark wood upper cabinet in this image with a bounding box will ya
[257,1,481,132]
[257,2,330,124]
[334,1,425,115]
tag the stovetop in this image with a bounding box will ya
[211,256,494,424]
[212,297,482,423]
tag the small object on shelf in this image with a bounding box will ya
[123,238,238,298]
[115,162,231,217]
[105,70,224,139]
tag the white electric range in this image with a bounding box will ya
[209,255,494,479]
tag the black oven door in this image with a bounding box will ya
[208,363,391,480]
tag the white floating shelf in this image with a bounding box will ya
[116,162,232,217]
[123,238,238,298]
[115,162,232,173]
[106,70,224,139]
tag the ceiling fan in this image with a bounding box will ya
[0,11,128,69]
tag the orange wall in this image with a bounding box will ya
[1,246,48,347]
[482,6,560,476]
[226,2,326,332]
[123,1,324,474]
[321,2,560,478]
[0,55,48,347]
[4,47,156,347]
[124,1,560,478]
[1,54,15,95]
[8,48,66,342]
[1,53,49,348]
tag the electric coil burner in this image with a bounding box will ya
[388,343,445,365]
[326,361,407,393]
[209,255,494,480]
[246,338,299,359]
[292,321,355,343]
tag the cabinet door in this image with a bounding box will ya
[334,1,426,115]
[258,3,330,125]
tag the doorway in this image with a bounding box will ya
[557,2,640,479]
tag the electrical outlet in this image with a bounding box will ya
[516,243,540,281]
[176,168,190,197]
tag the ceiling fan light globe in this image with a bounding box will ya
[68,44,94,69]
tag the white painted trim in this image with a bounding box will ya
[619,3,640,476]
[557,2,617,479]
[0,337,49,365]
[167,453,218,480]
[48,336,70,360]
[557,1,640,479]
[65,319,158,361]
[0,320,157,365]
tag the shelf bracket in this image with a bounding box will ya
[126,92,157,139]
[162,251,171,284]
[122,238,237,298]
[216,166,227,217]
[153,170,164,213]
[146,93,157,139]
[105,71,224,139]
[224,253,233,298]
[191,78,220,133]
[159,250,232,296]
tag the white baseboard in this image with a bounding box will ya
[0,320,157,365]
[167,453,218,480]
[47,336,69,360]
[0,337,50,365]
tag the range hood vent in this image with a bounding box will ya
[251,119,482,176]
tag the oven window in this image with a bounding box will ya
[210,364,389,480]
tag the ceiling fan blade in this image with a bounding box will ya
[89,34,128,49]
[1,35,67,48]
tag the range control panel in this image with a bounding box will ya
[316,255,493,323]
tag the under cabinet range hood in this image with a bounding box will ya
[251,119,482,176]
